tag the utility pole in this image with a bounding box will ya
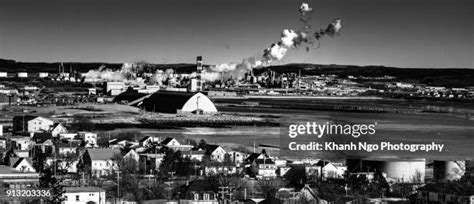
[116,170,121,203]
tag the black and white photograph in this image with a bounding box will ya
[0,0,473,203]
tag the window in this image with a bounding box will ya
[76,195,80,201]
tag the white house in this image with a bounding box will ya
[13,116,54,133]
[10,136,33,150]
[123,149,139,164]
[228,150,248,165]
[161,137,193,151]
[78,132,98,148]
[207,145,227,162]
[63,187,106,204]
[9,157,35,173]
[81,149,120,177]
[182,150,206,162]
[51,123,68,137]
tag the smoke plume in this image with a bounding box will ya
[203,2,342,82]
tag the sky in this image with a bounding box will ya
[0,0,472,68]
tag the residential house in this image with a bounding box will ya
[0,165,40,190]
[139,135,161,147]
[182,150,206,162]
[59,133,79,140]
[228,150,248,165]
[50,123,68,137]
[78,132,98,148]
[63,187,106,204]
[10,136,32,151]
[206,144,227,162]
[161,137,193,151]
[31,132,54,154]
[123,149,139,164]
[245,150,277,179]
[9,157,35,173]
[13,115,54,133]
[139,153,165,171]
[204,165,237,176]
[13,150,30,158]
[79,149,120,177]
[0,138,6,149]
[318,161,346,179]
[56,142,81,156]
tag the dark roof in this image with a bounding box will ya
[161,137,175,145]
[142,91,202,113]
[32,132,53,143]
[113,88,147,103]
[65,187,105,193]
[86,149,120,161]
[206,144,221,153]
[13,115,39,122]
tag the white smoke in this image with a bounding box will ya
[199,3,342,82]
[299,3,313,15]
[84,63,137,82]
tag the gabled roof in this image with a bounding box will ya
[51,123,67,131]
[161,137,176,145]
[206,144,221,153]
[86,149,120,161]
[10,157,34,169]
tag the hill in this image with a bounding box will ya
[1,58,473,87]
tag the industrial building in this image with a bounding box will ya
[141,91,217,114]
[347,157,426,183]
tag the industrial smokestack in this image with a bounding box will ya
[196,56,203,91]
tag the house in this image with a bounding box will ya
[228,150,248,165]
[204,165,237,175]
[161,137,193,151]
[318,161,346,179]
[206,144,227,162]
[139,153,165,171]
[10,136,33,150]
[9,157,35,173]
[182,150,206,161]
[0,165,40,191]
[79,149,120,177]
[59,133,79,140]
[56,142,81,155]
[245,150,277,179]
[50,123,68,137]
[0,138,6,149]
[109,139,139,149]
[13,115,54,133]
[78,132,98,147]
[31,133,54,154]
[139,135,160,147]
[13,150,30,158]
[63,187,106,204]
[123,149,139,163]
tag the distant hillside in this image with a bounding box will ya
[1,58,473,87]
[259,64,474,88]
[0,58,196,73]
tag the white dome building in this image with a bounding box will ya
[141,91,217,114]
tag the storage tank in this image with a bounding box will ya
[433,160,465,182]
[347,157,425,183]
